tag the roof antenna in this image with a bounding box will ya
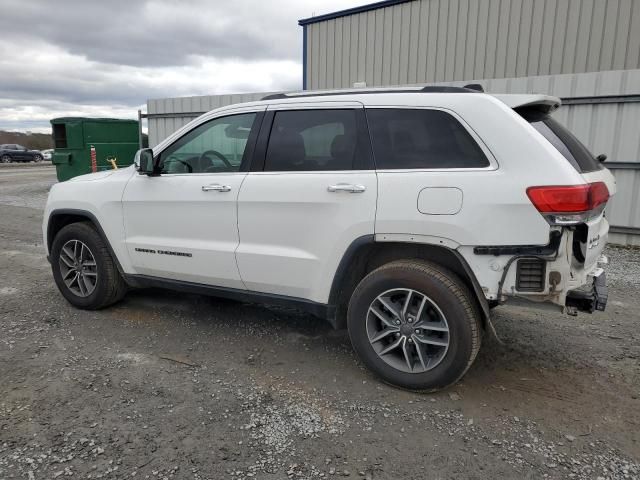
[464,83,484,92]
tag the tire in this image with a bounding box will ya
[0,154,11,163]
[347,260,481,391]
[51,222,127,309]
[33,154,43,162]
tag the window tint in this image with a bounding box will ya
[159,113,256,174]
[265,109,360,171]
[527,116,602,173]
[366,109,490,169]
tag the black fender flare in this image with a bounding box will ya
[46,208,125,275]
[327,235,490,328]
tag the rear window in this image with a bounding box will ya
[366,108,490,169]
[518,108,602,173]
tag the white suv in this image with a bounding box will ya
[43,86,616,390]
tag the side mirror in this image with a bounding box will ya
[135,148,156,174]
[596,153,607,163]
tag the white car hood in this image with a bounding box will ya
[65,165,135,183]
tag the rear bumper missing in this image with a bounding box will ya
[565,268,608,313]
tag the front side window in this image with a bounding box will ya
[265,109,361,171]
[366,108,490,169]
[159,112,257,174]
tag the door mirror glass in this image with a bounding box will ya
[135,148,155,174]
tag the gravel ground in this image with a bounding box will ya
[1,166,639,479]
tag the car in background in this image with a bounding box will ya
[41,149,54,161]
[0,144,44,163]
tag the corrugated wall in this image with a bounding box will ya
[146,92,276,148]
[305,0,640,90]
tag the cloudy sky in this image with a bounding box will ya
[0,0,364,133]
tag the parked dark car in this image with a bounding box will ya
[0,144,44,163]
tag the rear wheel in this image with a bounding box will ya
[347,260,481,391]
[51,222,127,309]
[1,154,11,163]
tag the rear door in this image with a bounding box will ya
[14,145,30,161]
[235,103,377,303]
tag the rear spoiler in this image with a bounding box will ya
[493,94,561,115]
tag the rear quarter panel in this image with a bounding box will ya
[372,95,588,247]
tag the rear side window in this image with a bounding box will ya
[525,114,602,173]
[366,108,490,169]
[265,109,363,171]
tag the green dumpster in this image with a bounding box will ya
[50,117,139,182]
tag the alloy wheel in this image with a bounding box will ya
[58,239,98,297]
[366,288,450,373]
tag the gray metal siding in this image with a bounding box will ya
[146,92,275,148]
[305,0,640,90]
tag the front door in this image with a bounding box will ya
[236,104,378,303]
[122,109,263,288]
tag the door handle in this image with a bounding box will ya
[327,183,366,193]
[202,184,231,192]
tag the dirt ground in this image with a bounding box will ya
[1,164,639,480]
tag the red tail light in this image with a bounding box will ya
[526,182,609,225]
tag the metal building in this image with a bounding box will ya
[146,0,640,245]
[299,0,640,90]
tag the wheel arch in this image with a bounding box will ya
[47,209,125,275]
[328,237,490,330]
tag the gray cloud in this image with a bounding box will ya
[0,0,363,131]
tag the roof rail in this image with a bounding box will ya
[261,85,478,101]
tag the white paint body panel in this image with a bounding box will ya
[121,172,246,288]
[236,170,377,303]
[43,91,615,312]
[42,167,136,273]
[417,187,463,215]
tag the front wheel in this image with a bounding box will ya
[347,260,481,391]
[33,154,43,162]
[51,222,127,309]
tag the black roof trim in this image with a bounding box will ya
[464,83,485,92]
[261,86,477,101]
[298,0,415,26]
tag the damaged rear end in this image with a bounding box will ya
[491,95,616,314]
